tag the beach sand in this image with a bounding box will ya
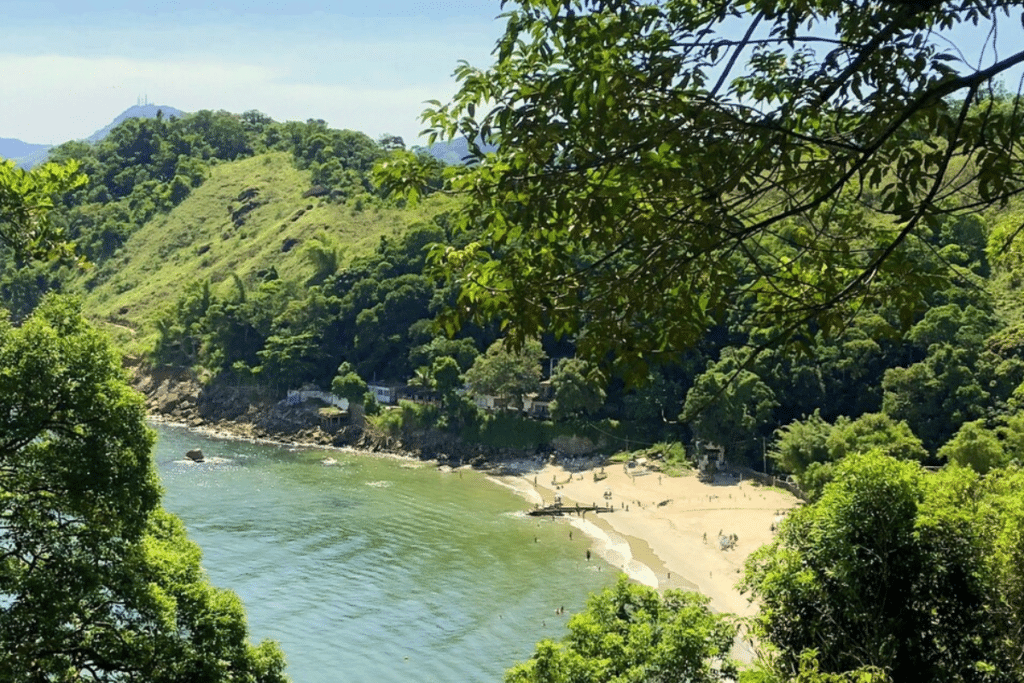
[496,459,800,661]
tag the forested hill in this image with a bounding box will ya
[0,109,455,381]
[6,106,1024,497]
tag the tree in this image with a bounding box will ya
[549,357,606,421]
[770,410,833,477]
[408,336,480,375]
[774,412,930,500]
[938,418,1008,474]
[505,576,738,683]
[396,0,1024,374]
[881,344,993,453]
[682,351,776,463]
[825,412,928,464]
[0,159,85,262]
[742,451,1024,682]
[0,296,286,681]
[429,355,464,399]
[256,330,323,389]
[302,234,342,284]
[332,361,368,405]
[994,410,1024,462]
[770,411,933,501]
[621,367,689,430]
[464,338,545,410]
[376,134,406,152]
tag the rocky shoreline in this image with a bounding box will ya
[131,367,549,467]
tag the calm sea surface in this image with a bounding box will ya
[153,423,616,683]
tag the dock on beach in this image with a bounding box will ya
[528,503,615,517]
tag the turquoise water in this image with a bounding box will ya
[153,424,616,683]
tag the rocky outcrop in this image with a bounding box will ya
[133,367,581,467]
[133,367,354,447]
[134,369,204,421]
[230,187,264,227]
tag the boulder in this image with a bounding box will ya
[185,448,205,463]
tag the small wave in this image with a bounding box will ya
[174,456,234,465]
[487,475,544,506]
[624,559,659,588]
[569,518,659,588]
[366,480,393,489]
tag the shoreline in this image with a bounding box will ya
[493,459,800,658]
[152,415,800,610]
[151,415,800,662]
[148,414,420,463]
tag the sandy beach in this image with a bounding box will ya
[495,458,800,659]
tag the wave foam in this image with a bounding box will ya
[569,518,659,588]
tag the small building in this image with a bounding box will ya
[695,442,726,473]
[286,388,349,410]
[522,393,551,418]
[399,385,439,405]
[473,394,510,412]
[367,383,400,405]
[523,380,554,418]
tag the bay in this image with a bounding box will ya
[153,423,616,682]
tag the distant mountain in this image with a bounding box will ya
[0,137,51,161]
[11,148,53,170]
[1,104,189,169]
[423,136,498,165]
[87,104,187,143]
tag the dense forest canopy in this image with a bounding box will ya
[411,2,1024,681]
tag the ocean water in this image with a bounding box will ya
[153,423,616,683]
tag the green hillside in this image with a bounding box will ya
[76,151,452,349]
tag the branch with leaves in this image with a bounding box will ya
[0,159,86,263]
[387,0,1024,376]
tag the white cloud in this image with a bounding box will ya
[0,51,475,146]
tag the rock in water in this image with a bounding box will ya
[185,448,205,463]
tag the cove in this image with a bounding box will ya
[153,423,616,683]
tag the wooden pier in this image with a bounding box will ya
[528,503,615,517]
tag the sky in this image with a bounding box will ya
[2,2,1020,148]
[0,0,506,146]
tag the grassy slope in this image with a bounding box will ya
[75,151,454,354]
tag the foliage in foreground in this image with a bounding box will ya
[0,296,287,681]
[0,158,85,263]
[742,452,1024,683]
[505,577,738,683]
[413,0,1024,377]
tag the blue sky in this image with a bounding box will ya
[2,2,1020,147]
[0,0,506,145]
